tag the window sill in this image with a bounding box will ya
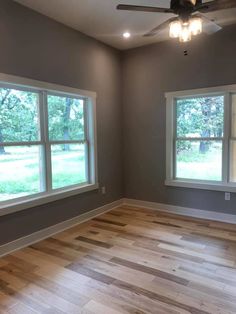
[0,183,99,217]
[165,179,236,192]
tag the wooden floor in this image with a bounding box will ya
[0,206,236,313]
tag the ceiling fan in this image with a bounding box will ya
[117,0,236,42]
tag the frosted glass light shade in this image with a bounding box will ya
[179,25,192,42]
[169,20,182,38]
[189,17,202,36]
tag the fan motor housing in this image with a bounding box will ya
[171,0,202,11]
[170,0,202,20]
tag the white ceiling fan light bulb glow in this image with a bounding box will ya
[188,0,197,5]
[179,25,192,42]
[169,20,182,38]
[189,17,202,35]
[123,32,131,39]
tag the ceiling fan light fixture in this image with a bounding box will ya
[179,25,192,42]
[189,17,202,35]
[169,20,182,38]
[169,16,202,42]
[117,0,226,43]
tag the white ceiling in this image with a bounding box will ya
[14,0,236,50]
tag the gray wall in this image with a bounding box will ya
[0,0,123,245]
[1,0,236,247]
[122,24,236,215]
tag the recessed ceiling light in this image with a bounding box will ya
[123,32,131,39]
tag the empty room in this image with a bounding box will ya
[0,0,236,313]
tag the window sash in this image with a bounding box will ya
[174,138,224,181]
[43,91,90,192]
[47,93,86,142]
[49,140,90,189]
[0,90,41,143]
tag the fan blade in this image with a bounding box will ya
[195,13,222,34]
[117,4,173,13]
[197,0,236,13]
[144,18,177,37]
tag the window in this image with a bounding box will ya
[0,74,97,213]
[165,85,236,192]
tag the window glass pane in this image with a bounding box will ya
[230,140,236,182]
[176,140,222,181]
[176,96,224,138]
[0,145,44,201]
[0,88,40,143]
[231,94,236,137]
[48,95,85,141]
[51,144,87,189]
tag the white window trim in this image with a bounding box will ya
[0,73,98,217]
[165,83,236,192]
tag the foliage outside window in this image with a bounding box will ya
[0,83,96,204]
[166,86,236,191]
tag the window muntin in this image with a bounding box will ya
[0,83,96,204]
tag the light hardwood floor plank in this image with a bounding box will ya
[0,205,236,313]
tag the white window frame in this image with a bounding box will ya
[165,84,236,192]
[0,73,98,217]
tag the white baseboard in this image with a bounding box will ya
[0,199,124,258]
[123,198,236,225]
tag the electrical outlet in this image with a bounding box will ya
[101,186,106,194]
[225,192,230,201]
